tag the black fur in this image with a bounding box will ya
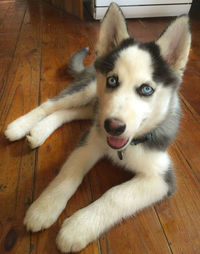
[77,130,90,147]
[95,38,135,74]
[139,42,180,87]
[164,167,176,197]
[143,103,181,151]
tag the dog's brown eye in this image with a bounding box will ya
[137,84,154,96]
[106,76,119,88]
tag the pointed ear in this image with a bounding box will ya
[156,15,191,76]
[96,3,130,56]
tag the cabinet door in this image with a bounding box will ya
[46,0,83,19]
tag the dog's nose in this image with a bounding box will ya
[104,118,126,136]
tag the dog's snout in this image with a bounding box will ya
[104,118,126,136]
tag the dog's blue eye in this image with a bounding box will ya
[107,76,119,88]
[137,84,154,96]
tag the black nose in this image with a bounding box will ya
[104,118,126,136]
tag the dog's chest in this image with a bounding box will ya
[106,144,145,173]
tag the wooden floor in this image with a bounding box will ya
[0,0,200,253]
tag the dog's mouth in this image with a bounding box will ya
[107,136,129,149]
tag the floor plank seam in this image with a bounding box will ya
[175,142,193,170]
[130,218,149,254]
[38,1,43,106]
[180,94,200,122]
[154,208,173,254]
[14,143,26,209]
[29,232,34,254]
[97,239,102,254]
[174,142,200,183]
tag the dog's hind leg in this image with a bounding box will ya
[26,104,94,148]
[5,77,96,141]
[5,47,96,142]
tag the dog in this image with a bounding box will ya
[5,3,191,253]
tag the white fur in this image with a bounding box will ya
[27,106,93,148]
[156,15,191,76]
[5,103,49,141]
[96,3,129,56]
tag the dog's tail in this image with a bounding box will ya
[68,47,89,78]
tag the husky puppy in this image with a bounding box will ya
[5,3,191,253]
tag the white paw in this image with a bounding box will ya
[26,129,46,149]
[5,117,31,141]
[56,210,97,253]
[5,107,47,142]
[24,196,64,232]
[5,125,26,141]
[26,117,55,148]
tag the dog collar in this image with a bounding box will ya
[117,133,152,160]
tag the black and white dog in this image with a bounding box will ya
[5,3,191,253]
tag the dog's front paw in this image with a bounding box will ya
[24,196,64,232]
[26,118,54,148]
[5,118,29,141]
[26,127,46,149]
[5,114,37,141]
[5,108,46,142]
[56,210,97,253]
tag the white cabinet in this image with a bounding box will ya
[92,0,192,19]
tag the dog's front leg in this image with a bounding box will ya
[24,128,104,232]
[56,171,170,253]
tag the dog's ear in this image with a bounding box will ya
[96,3,129,56]
[156,15,191,76]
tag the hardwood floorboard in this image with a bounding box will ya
[181,60,200,115]
[0,1,12,24]
[0,1,41,253]
[155,145,200,254]
[179,15,200,114]
[175,102,200,181]
[0,0,27,99]
[0,1,200,254]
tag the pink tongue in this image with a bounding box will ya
[107,136,129,149]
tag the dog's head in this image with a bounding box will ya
[94,3,191,150]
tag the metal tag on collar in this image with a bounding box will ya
[118,151,123,160]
